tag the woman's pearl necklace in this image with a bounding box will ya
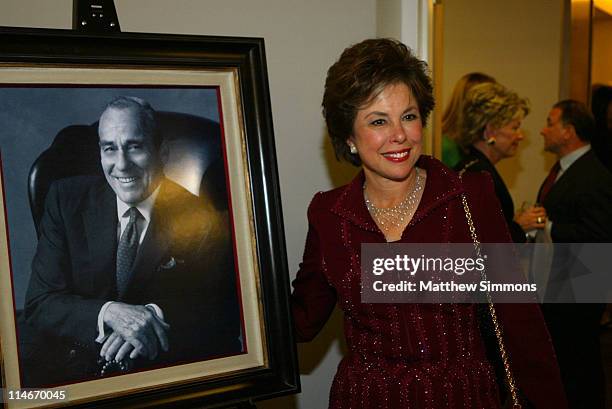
[364,168,424,232]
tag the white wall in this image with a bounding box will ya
[377,0,402,39]
[0,1,376,408]
[378,0,430,61]
[442,0,564,205]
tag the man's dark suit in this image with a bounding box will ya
[21,175,242,386]
[539,149,612,409]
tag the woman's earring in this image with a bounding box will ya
[486,137,496,145]
[349,144,358,154]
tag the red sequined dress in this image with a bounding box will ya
[291,156,567,409]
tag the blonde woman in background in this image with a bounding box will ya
[454,82,545,243]
[441,72,495,167]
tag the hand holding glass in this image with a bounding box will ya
[515,201,547,232]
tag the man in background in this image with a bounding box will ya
[538,99,612,409]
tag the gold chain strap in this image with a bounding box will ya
[460,193,522,409]
[457,159,479,178]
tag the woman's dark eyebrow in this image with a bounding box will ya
[364,111,389,118]
[364,105,418,119]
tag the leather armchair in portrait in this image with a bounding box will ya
[19,111,228,387]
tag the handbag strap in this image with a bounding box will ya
[460,192,522,409]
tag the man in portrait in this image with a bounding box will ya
[538,99,612,409]
[20,96,242,386]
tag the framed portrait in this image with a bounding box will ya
[0,27,298,408]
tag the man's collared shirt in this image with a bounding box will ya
[116,185,161,245]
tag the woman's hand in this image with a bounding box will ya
[515,205,547,231]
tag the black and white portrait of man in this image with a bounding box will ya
[0,88,244,387]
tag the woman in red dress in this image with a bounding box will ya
[291,38,567,408]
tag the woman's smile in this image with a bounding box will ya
[381,148,411,162]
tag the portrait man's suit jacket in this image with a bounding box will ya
[23,175,242,375]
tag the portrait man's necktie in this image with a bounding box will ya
[116,207,141,297]
[538,161,561,203]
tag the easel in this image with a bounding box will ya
[71,3,258,408]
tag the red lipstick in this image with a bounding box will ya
[381,148,411,163]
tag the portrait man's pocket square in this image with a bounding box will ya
[159,257,184,270]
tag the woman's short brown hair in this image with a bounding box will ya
[322,38,434,166]
[456,82,530,148]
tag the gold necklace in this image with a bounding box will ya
[364,168,424,231]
